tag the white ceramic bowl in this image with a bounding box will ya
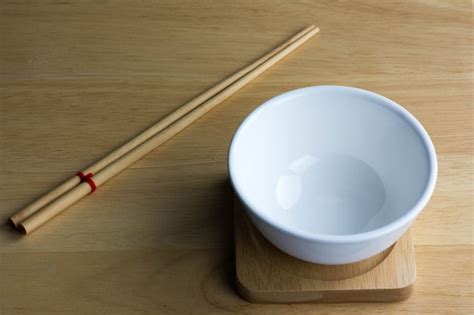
[228,86,437,265]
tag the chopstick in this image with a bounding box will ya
[8,25,318,228]
[14,26,320,234]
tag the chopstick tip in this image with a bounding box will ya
[304,25,320,35]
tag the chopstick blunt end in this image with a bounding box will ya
[9,213,22,227]
[7,217,18,228]
[17,223,27,235]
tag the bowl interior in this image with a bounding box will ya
[229,86,433,236]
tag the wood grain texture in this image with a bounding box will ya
[234,200,415,303]
[0,0,472,314]
[9,25,318,231]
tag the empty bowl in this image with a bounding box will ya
[228,86,437,265]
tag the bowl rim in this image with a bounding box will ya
[228,85,438,244]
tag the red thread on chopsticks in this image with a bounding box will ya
[76,171,97,193]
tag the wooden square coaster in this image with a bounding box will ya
[234,198,416,303]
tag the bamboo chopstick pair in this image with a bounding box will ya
[9,25,320,235]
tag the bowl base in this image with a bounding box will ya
[234,197,416,303]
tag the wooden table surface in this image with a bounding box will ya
[1,1,472,313]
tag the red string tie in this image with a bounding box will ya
[76,171,97,193]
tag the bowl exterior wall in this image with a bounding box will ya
[244,203,411,265]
